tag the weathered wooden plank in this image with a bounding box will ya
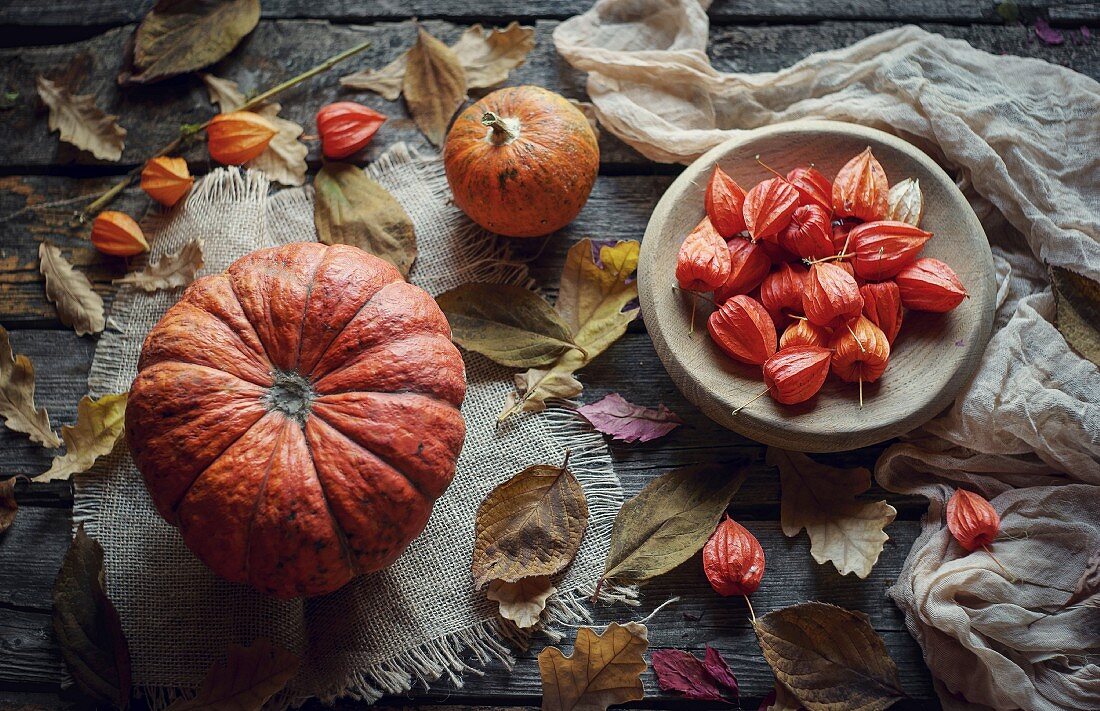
[0,608,61,686]
[0,505,70,611]
[2,20,1098,171]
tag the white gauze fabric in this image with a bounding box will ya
[553,2,1100,708]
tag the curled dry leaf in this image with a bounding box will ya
[53,524,132,710]
[471,457,589,589]
[437,283,580,368]
[539,622,648,711]
[403,27,467,147]
[576,392,682,443]
[341,52,407,100]
[39,242,106,337]
[38,393,127,482]
[114,239,204,293]
[1064,550,1100,608]
[753,601,904,711]
[486,576,556,628]
[0,476,19,535]
[602,464,747,583]
[1050,265,1100,367]
[769,448,896,578]
[164,637,299,711]
[122,0,260,85]
[313,162,416,277]
[36,76,126,161]
[0,325,61,448]
[652,646,739,702]
[885,178,923,226]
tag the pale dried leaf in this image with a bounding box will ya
[539,622,648,711]
[885,177,923,226]
[165,637,299,711]
[38,393,127,482]
[500,364,584,420]
[486,576,555,628]
[576,393,682,443]
[0,476,18,535]
[340,51,408,100]
[568,99,600,140]
[451,22,535,89]
[1050,265,1100,367]
[39,242,105,336]
[754,602,904,711]
[770,448,896,579]
[403,27,467,146]
[114,239,204,293]
[471,459,588,589]
[1064,550,1100,608]
[36,76,126,161]
[0,326,61,448]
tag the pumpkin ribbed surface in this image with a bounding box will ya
[126,243,467,598]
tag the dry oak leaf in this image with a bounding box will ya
[113,239,204,293]
[501,239,640,420]
[39,242,106,336]
[576,393,682,443]
[769,448,896,579]
[165,637,300,711]
[1050,265,1100,367]
[539,622,648,711]
[203,74,308,186]
[38,393,127,482]
[471,456,589,589]
[53,524,132,710]
[486,576,556,629]
[602,464,747,583]
[753,601,904,711]
[0,476,19,535]
[36,76,126,161]
[402,27,467,147]
[0,325,61,448]
[437,283,581,368]
[314,162,417,277]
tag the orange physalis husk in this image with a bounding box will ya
[316,101,387,159]
[802,262,864,329]
[895,258,967,312]
[779,318,830,349]
[703,515,765,598]
[714,237,771,302]
[707,294,777,365]
[786,166,833,213]
[763,346,831,405]
[206,111,278,165]
[91,211,149,257]
[946,489,1000,552]
[778,204,833,260]
[757,236,798,263]
[832,146,889,221]
[886,177,924,226]
[830,314,890,383]
[676,218,732,292]
[831,219,859,255]
[140,156,194,207]
[705,165,748,238]
[860,281,903,344]
[759,262,808,326]
[848,220,933,281]
[743,177,799,241]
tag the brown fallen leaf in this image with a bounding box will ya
[503,367,584,419]
[340,52,407,100]
[1050,265,1100,367]
[471,454,588,589]
[38,393,127,482]
[36,76,126,161]
[165,637,299,711]
[452,22,536,89]
[0,325,61,448]
[53,524,132,709]
[39,242,106,337]
[402,27,467,146]
[754,602,904,711]
[769,448,896,579]
[313,162,417,277]
[539,622,648,711]
[486,576,556,629]
[113,239,204,293]
[0,476,19,535]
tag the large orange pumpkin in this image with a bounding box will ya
[443,85,599,238]
[125,243,467,598]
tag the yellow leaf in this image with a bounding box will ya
[539,622,648,711]
[38,393,127,482]
[769,448,896,579]
[36,76,126,161]
[0,325,61,448]
[486,576,555,628]
[402,27,467,146]
[39,242,105,337]
[165,637,299,711]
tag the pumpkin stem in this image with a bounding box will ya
[481,111,519,145]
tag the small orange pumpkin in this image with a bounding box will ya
[443,86,599,238]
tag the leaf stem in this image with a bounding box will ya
[982,544,1017,583]
[733,388,768,415]
[743,594,756,623]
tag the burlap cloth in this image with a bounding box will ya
[77,145,631,707]
[555,1,1100,708]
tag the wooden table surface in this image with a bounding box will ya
[0,2,1096,709]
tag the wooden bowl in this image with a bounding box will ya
[638,120,997,453]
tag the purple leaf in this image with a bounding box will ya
[576,393,683,443]
[703,646,739,697]
[651,649,727,703]
[1034,18,1065,45]
[1082,26,1092,41]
